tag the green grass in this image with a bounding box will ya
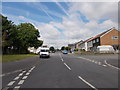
[1,54,37,63]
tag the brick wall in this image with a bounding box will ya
[100,29,120,45]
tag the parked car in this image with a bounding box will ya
[39,47,50,58]
[97,45,115,53]
[62,50,68,54]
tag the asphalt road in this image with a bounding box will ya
[2,52,119,89]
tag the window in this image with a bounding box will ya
[93,40,95,43]
[96,38,99,42]
[112,36,118,39]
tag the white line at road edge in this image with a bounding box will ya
[105,60,120,70]
[78,76,98,90]
[0,69,23,77]
[64,63,71,70]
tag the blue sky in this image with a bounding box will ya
[2,2,118,48]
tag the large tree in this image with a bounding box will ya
[1,14,43,54]
[17,23,43,53]
[2,14,16,54]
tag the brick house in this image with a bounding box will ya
[79,28,120,52]
[87,28,120,51]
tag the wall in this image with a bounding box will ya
[100,29,120,45]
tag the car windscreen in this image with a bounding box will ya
[41,49,49,52]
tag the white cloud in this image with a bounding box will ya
[3,2,118,48]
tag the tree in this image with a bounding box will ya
[1,14,16,54]
[61,46,65,50]
[17,23,43,53]
[50,46,55,51]
[65,46,71,51]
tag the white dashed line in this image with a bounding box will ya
[61,59,63,62]
[64,63,71,70]
[7,81,15,86]
[14,76,20,80]
[78,76,98,90]
[98,62,101,65]
[14,86,20,89]
[0,69,23,77]
[102,64,107,67]
[22,76,28,79]
[25,72,30,75]
[18,80,25,85]
[18,73,23,76]
[105,60,120,70]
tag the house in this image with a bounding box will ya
[78,28,120,52]
[68,43,76,51]
[68,40,83,51]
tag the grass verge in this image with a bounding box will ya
[1,54,37,63]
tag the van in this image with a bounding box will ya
[97,45,115,53]
[39,47,50,58]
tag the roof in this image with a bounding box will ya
[87,28,117,42]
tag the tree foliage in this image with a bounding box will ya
[49,46,55,51]
[2,14,43,54]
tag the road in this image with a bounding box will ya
[2,52,119,89]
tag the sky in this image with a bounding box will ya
[1,0,118,49]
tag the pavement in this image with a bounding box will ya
[1,52,119,89]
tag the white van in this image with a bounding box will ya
[97,45,115,53]
[39,47,50,58]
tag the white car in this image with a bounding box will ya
[39,48,50,58]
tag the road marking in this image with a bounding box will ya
[95,61,98,64]
[14,76,20,80]
[61,59,63,62]
[7,81,15,86]
[98,62,101,65]
[18,80,25,85]
[22,71,26,73]
[0,69,23,77]
[102,64,107,67]
[64,63,71,70]
[78,76,98,90]
[25,72,30,75]
[22,76,28,79]
[14,86,20,89]
[18,73,23,76]
[105,60,120,70]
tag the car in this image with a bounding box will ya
[62,50,68,54]
[39,47,50,58]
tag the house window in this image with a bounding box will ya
[96,38,99,42]
[112,36,118,39]
[93,40,95,43]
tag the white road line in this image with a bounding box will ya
[78,76,98,90]
[64,63,71,70]
[102,64,107,67]
[14,86,20,89]
[22,76,28,79]
[25,72,30,75]
[95,61,98,64]
[22,71,26,73]
[14,76,20,80]
[105,60,120,70]
[98,62,101,65]
[18,80,25,85]
[7,81,15,86]
[61,59,63,62]
[18,73,23,76]
[0,69,23,77]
